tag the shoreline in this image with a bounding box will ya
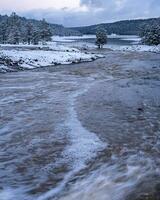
[0,45,104,73]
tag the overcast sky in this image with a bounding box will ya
[0,0,159,27]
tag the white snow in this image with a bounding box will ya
[0,65,10,72]
[108,44,160,53]
[0,46,103,72]
[0,42,79,52]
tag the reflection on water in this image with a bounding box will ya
[76,37,139,46]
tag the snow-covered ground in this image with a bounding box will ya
[0,42,103,73]
[0,42,79,52]
[108,44,160,53]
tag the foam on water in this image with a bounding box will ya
[37,79,106,200]
[63,82,106,169]
[58,153,158,200]
[0,188,16,200]
[0,187,30,200]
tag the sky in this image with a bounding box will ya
[0,0,160,27]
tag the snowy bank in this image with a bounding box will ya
[0,48,103,73]
[0,42,79,52]
[108,44,160,53]
[52,35,160,53]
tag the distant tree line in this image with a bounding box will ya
[72,18,160,36]
[0,12,53,45]
[95,24,160,48]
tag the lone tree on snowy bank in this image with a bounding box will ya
[95,28,107,49]
[141,24,160,45]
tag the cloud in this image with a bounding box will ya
[80,0,105,7]
[78,0,160,25]
[1,0,160,26]
[20,8,93,27]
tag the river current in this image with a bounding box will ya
[0,50,160,200]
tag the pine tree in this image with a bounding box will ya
[31,28,41,45]
[141,24,160,45]
[95,28,107,49]
[26,23,33,44]
[0,22,7,43]
[39,19,52,45]
[14,30,21,44]
[7,12,21,44]
[7,28,21,44]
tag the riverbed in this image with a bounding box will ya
[0,49,160,200]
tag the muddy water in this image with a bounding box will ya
[0,50,160,200]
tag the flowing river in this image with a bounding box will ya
[0,50,160,200]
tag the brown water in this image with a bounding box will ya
[0,50,160,200]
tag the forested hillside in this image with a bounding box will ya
[0,13,81,44]
[72,18,160,35]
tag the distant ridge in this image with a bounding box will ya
[71,17,160,35]
[0,14,81,36]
